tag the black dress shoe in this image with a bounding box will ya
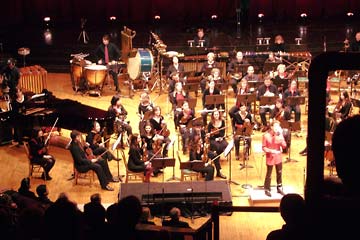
[110,177,120,182]
[216,173,227,179]
[265,190,272,197]
[102,185,114,191]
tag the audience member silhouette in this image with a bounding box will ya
[162,207,191,240]
[36,184,53,209]
[17,178,37,200]
[266,193,308,240]
[83,193,106,240]
[139,206,156,225]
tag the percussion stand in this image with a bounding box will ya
[150,52,165,94]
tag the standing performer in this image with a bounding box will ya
[1,58,20,98]
[262,120,286,197]
[128,134,153,182]
[95,34,121,92]
[207,110,227,179]
[69,130,117,191]
[28,127,56,180]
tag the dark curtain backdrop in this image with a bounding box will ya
[2,0,360,26]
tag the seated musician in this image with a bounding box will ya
[189,135,215,181]
[69,130,117,191]
[137,92,154,136]
[264,52,282,64]
[208,67,224,88]
[272,63,290,95]
[166,56,185,79]
[28,127,56,180]
[242,65,260,83]
[232,103,253,160]
[189,119,206,144]
[95,34,121,93]
[229,79,252,119]
[332,90,352,124]
[227,51,249,94]
[107,94,132,147]
[168,71,186,94]
[169,82,188,127]
[201,80,223,126]
[149,106,171,157]
[141,121,163,176]
[257,74,279,131]
[269,34,286,53]
[207,109,227,179]
[176,101,195,154]
[193,28,210,48]
[199,52,220,93]
[128,134,153,182]
[86,120,120,161]
[283,79,302,123]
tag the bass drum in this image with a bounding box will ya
[127,49,153,80]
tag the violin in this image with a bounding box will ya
[159,122,170,138]
[142,141,148,162]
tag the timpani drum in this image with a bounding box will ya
[84,65,107,87]
[70,59,91,87]
[127,49,153,80]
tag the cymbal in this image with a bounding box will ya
[18,47,30,56]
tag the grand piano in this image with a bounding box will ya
[0,89,114,144]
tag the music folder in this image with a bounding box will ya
[259,96,277,106]
[286,96,305,105]
[151,157,175,169]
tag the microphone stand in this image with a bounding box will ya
[166,138,181,181]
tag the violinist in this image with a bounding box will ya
[69,130,117,191]
[128,134,153,182]
[168,71,186,94]
[137,92,154,135]
[283,79,302,122]
[141,121,163,176]
[208,68,224,87]
[201,80,223,126]
[229,79,252,120]
[107,94,132,145]
[273,98,286,123]
[207,109,227,179]
[149,106,171,157]
[86,121,120,162]
[332,90,352,124]
[28,127,56,180]
[170,82,188,127]
[232,103,252,160]
[177,101,195,154]
[189,135,215,181]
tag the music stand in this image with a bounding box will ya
[247,81,263,92]
[233,64,250,77]
[224,139,239,185]
[259,96,277,106]
[237,93,257,113]
[286,96,306,106]
[151,157,175,182]
[281,120,301,163]
[263,62,279,73]
[180,160,205,172]
[205,95,225,109]
[272,78,289,93]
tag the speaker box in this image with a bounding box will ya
[119,181,232,217]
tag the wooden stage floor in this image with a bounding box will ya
[0,72,317,239]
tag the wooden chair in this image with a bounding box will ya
[177,151,200,181]
[119,148,144,183]
[23,141,45,179]
[73,166,95,186]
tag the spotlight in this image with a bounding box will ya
[109,16,116,21]
[258,13,264,23]
[43,29,53,45]
[211,14,218,20]
[154,15,161,20]
[347,12,354,17]
[300,13,307,18]
[43,16,51,28]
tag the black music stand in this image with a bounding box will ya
[272,78,289,94]
[237,93,257,113]
[259,96,277,106]
[232,64,250,78]
[205,94,225,109]
[263,62,279,73]
[151,157,175,182]
[281,120,301,163]
[247,81,263,92]
[180,160,205,172]
[286,96,306,106]
[184,83,200,96]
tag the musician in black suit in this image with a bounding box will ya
[193,28,210,48]
[1,58,20,98]
[69,130,116,191]
[201,80,223,126]
[166,56,185,79]
[28,127,56,180]
[227,51,249,94]
[257,75,279,130]
[350,32,360,52]
[95,34,121,92]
